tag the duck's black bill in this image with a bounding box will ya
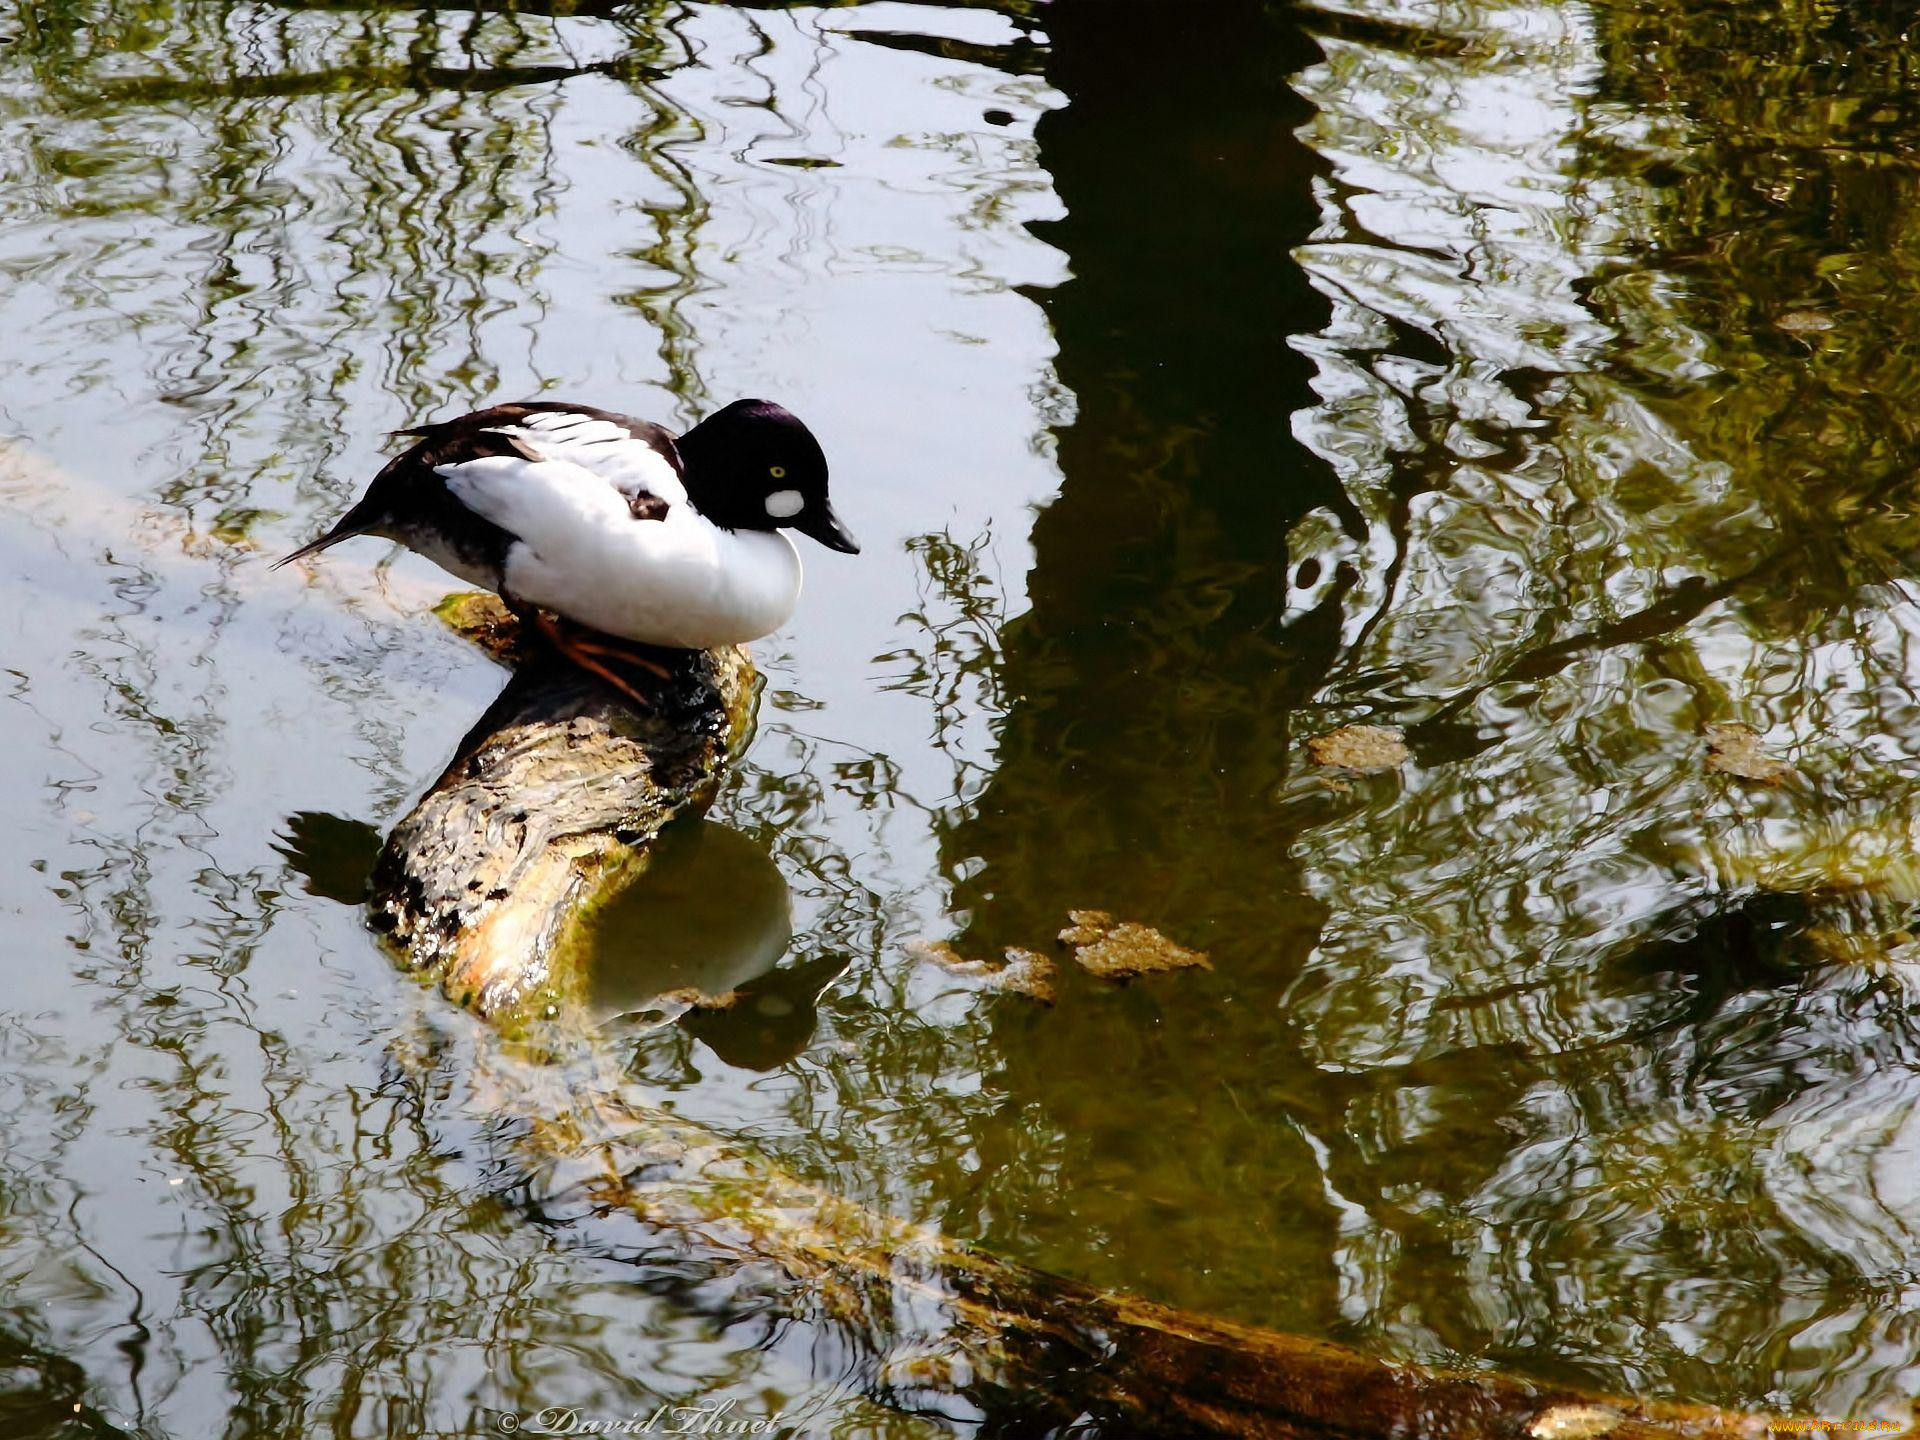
[796,501,860,554]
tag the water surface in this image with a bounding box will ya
[5,0,1920,1433]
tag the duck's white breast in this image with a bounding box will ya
[438,452,802,648]
[506,514,802,649]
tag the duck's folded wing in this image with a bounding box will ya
[436,450,640,558]
[453,405,687,509]
[279,402,685,570]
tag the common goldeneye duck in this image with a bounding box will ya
[277,398,859,658]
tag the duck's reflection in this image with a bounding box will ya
[274,810,382,905]
[679,952,848,1071]
[280,807,832,1067]
[582,818,839,1069]
[585,818,792,1014]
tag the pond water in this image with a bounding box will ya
[6,0,1920,1434]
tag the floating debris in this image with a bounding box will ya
[1528,1404,1625,1440]
[1058,910,1113,948]
[1774,309,1835,335]
[1307,724,1409,773]
[997,949,1058,1003]
[1704,723,1793,786]
[1059,910,1212,981]
[909,938,1057,1004]
[910,937,989,976]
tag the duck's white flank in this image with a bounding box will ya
[436,421,803,649]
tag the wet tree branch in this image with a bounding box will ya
[369,604,755,1017]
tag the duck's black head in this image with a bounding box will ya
[676,399,859,553]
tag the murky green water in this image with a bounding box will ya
[6,0,1920,1433]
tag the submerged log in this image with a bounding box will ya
[372,599,1771,1440]
[517,1063,1769,1440]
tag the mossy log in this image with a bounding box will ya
[373,601,1772,1440]
[368,597,757,1017]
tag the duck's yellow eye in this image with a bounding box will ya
[769,465,786,479]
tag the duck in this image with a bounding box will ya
[277,398,858,698]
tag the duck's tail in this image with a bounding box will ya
[272,502,383,569]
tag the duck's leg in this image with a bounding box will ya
[523,606,663,709]
[561,630,676,682]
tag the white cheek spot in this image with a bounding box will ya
[765,489,804,519]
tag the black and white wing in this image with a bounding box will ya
[275,402,685,577]
[471,406,686,514]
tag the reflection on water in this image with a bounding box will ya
[1274,0,1920,1413]
[583,818,795,1022]
[275,811,383,905]
[9,0,1920,1430]
[679,953,849,1072]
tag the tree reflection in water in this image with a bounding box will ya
[898,0,1920,1419]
